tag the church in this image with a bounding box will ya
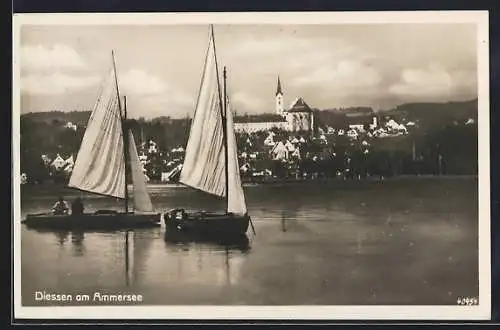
[234,76,315,133]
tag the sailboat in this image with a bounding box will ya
[23,52,162,230]
[163,25,254,238]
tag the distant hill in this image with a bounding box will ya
[21,110,92,127]
[21,99,477,130]
[379,99,477,127]
[313,99,477,129]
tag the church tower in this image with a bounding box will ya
[275,76,284,116]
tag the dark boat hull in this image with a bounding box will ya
[163,208,250,237]
[22,211,162,230]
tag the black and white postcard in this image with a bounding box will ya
[12,11,491,320]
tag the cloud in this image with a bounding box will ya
[20,44,100,95]
[19,25,479,116]
[127,92,194,118]
[144,92,193,109]
[21,44,88,72]
[119,69,169,96]
[21,73,99,95]
[228,35,353,58]
[292,59,382,91]
[229,36,315,57]
[226,35,357,75]
[117,70,194,117]
[231,92,266,113]
[389,64,477,99]
[118,69,195,115]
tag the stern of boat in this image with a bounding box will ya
[163,208,250,237]
[163,208,186,231]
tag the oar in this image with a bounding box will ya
[249,217,256,236]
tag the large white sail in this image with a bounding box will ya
[179,27,247,215]
[128,130,154,212]
[179,30,226,197]
[68,67,126,199]
[225,96,247,215]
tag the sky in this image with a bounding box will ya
[19,23,478,119]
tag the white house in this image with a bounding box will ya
[465,118,475,125]
[284,140,295,152]
[63,155,74,173]
[139,152,148,164]
[240,163,251,174]
[349,124,365,133]
[41,154,51,166]
[264,132,276,146]
[51,154,66,171]
[148,140,158,154]
[161,164,182,182]
[65,122,78,131]
[271,141,288,160]
[234,120,288,133]
[369,116,378,130]
[347,129,358,140]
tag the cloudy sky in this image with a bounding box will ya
[19,23,478,119]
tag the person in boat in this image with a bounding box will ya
[71,197,84,216]
[52,196,69,215]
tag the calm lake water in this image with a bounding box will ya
[20,177,478,306]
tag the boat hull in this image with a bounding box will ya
[22,211,162,230]
[164,209,250,238]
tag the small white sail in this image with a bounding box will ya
[128,130,154,212]
[68,67,126,199]
[226,97,247,215]
[179,30,226,197]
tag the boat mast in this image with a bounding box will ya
[123,95,130,212]
[222,66,229,213]
[111,50,129,213]
[210,25,229,213]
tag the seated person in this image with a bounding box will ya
[71,197,84,215]
[52,196,69,215]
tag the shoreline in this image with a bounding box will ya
[19,174,478,190]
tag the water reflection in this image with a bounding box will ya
[32,228,139,288]
[34,228,86,255]
[21,179,479,305]
[71,231,85,256]
[163,231,251,253]
[163,232,251,287]
[281,208,299,233]
[55,231,69,246]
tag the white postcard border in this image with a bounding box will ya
[12,10,491,320]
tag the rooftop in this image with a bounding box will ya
[288,98,313,113]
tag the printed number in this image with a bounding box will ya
[456,297,479,306]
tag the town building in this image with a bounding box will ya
[51,154,66,171]
[234,76,315,133]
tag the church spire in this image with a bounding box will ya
[275,75,284,115]
[276,76,283,96]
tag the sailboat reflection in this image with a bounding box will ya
[163,231,250,287]
[55,230,70,246]
[163,230,251,253]
[70,230,85,256]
